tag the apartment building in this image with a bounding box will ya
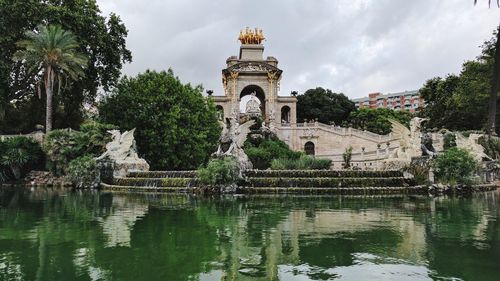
[352,90,424,112]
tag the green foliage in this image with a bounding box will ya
[297,87,355,124]
[66,155,99,189]
[42,121,115,175]
[433,147,478,185]
[197,157,240,186]
[443,132,457,150]
[478,136,500,159]
[244,138,302,170]
[0,136,43,181]
[403,164,430,185]
[345,108,413,135]
[0,0,131,133]
[78,121,117,156]
[270,154,332,170]
[419,34,497,134]
[342,146,353,169]
[99,70,220,170]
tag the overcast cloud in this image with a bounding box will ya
[97,0,499,99]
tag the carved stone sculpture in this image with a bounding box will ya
[456,133,493,162]
[381,117,428,170]
[245,92,261,116]
[96,128,150,177]
[213,107,255,170]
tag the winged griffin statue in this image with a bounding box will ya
[382,117,435,169]
[96,128,150,177]
[213,108,255,170]
[456,133,493,162]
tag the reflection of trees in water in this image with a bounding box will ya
[1,189,500,280]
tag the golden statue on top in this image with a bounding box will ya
[238,27,265,45]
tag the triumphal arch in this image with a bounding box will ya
[212,28,297,126]
[212,29,418,169]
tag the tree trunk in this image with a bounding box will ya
[487,24,500,135]
[45,67,53,133]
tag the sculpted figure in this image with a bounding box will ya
[456,133,493,162]
[245,92,261,116]
[97,128,150,177]
[213,107,255,170]
[381,117,428,169]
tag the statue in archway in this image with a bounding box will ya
[245,91,261,117]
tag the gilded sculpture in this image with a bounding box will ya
[238,27,265,44]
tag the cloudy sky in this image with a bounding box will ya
[97,0,499,99]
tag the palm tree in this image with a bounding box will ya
[475,2,500,135]
[14,25,87,132]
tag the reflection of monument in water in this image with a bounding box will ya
[205,201,428,280]
[211,28,411,169]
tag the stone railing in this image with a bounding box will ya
[284,121,395,143]
[0,131,45,143]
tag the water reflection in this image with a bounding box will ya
[0,187,499,281]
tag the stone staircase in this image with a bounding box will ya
[101,169,424,194]
[242,170,422,194]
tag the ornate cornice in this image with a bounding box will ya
[223,61,282,76]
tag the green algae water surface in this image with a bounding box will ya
[1,187,499,281]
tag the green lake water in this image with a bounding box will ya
[0,187,499,281]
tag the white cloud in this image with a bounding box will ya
[97,0,500,98]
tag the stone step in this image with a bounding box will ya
[238,186,426,194]
[113,177,197,187]
[244,170,404,178]
[127,171,197,178]
[246,177,412,188]
[100,183,425,194]
[112,176,412,188]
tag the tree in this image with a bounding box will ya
[419,35,495,132]
[0,0,131,132]
[344,108,413,135]
[14,25,87,132]
[474,1,500,134]
[486,25,500,134]
[99,70,221,170]
[296,87,355,124]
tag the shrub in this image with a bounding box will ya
[244,138,301,169]
[66,156,100,189]
[79,121,117,156]
[270,154,331,170]
[433,147,478,185]
[43,121,115,175]
[197,156,240,186]
[478,136,500,159]
[443,132,457,150]
[43,129,84,175]
[342,146,353,169]
[403,163,430,185]
[0,136,43,181]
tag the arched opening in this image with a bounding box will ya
[281,106,291,125]
[215,105,224,120]
[304,141,315,156]
[240,85,266,119]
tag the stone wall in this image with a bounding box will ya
[0,131,45,143]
